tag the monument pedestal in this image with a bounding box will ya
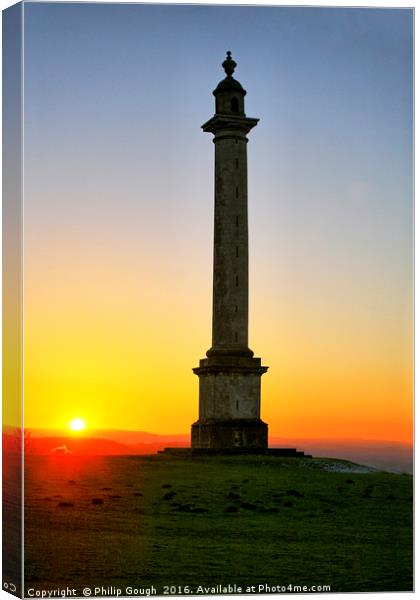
[191,418,267,450]
[191,353,268,450]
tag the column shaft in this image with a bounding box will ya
[212,132,249,353]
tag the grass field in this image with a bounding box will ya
[24,454,412,594]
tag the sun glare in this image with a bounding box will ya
[69,418,86,432]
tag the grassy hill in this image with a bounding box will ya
[24,454,412,594]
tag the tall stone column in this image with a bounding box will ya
[191,53,268,451]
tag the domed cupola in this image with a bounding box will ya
[213,51,246,116]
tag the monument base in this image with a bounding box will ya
[191,418,267,450]
[192,352,268,451]
[159,446,312,457]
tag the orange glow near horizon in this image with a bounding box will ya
[21,241,413,444]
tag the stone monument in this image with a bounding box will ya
[191,52,268,451]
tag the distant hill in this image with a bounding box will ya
[27,428,189,445]
[2,427,412,473]
[2,433,186,457]
[270,437,413,474]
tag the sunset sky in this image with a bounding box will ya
[22,4,413,442]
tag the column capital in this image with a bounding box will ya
[201,114,259,136]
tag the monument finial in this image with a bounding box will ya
[222,51,237,77]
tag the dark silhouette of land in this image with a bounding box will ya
[3,450,22,597]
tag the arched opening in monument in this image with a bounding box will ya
[231,97,239,112]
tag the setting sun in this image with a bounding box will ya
[69,418,86,432]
